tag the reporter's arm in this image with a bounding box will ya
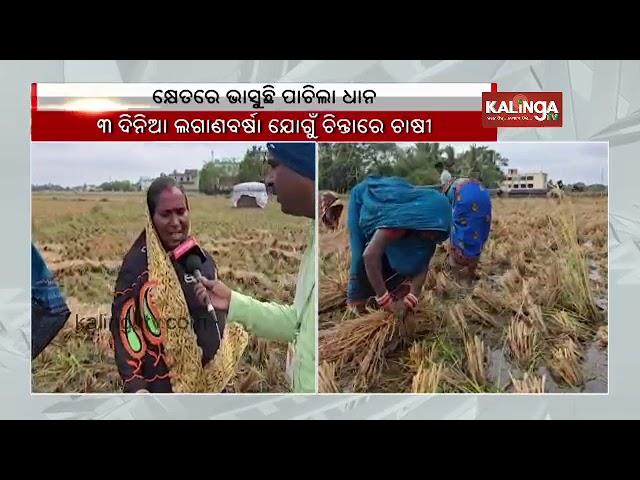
[227,291,299,343]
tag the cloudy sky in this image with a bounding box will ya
[400,141,609,185]
[31,142,265,187]
[32,141,609,187]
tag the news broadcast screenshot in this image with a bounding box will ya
[0,59,630,420]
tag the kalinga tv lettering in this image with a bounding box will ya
[481,91,563,127]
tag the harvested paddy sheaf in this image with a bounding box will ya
[32,193,306,393]
[319,197,608,393]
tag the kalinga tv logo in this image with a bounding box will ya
[482,91,563,127]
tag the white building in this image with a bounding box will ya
[501,168,548,191]
[167,169,200,192]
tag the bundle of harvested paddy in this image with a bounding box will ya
[534,265,563,309]
[510,280,546,332]
[464,335,487,386]
[411,362,444,393]
[408,341,443,393]
[549,337,583,387]
[319,310,396,391]
[319,276,348,314]
[463,297,499,327]
[447,303,468,338]
[506,319,539,367]
[318,362,340,393]
[547,309,591,341]
[319,253,349,313]
[471,284,510,314]
[510,372,546,393]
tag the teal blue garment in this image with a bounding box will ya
[359,176,451,237]
[347,176,451,303]
[32,243,70,358]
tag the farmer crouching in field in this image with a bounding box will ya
[195,142,316,393]
[110,177,247,393]
[346,176,451,334]
[441,174,492,283]
[320,190,344,229]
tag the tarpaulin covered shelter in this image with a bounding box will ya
[232,182,268,208]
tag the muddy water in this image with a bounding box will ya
[582,342,608,393]
[588,260,602,283]
[535,367,580,393]
[488,342,608,393]
[587,258,608,313]
[487,348,515,389]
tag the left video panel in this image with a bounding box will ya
[31,141,317,393]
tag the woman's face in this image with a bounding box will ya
[152,187,190,251]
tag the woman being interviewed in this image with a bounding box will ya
[109,177,247,393]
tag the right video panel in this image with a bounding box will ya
[318,142,608,394]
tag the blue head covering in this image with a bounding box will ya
[267,143,315,181]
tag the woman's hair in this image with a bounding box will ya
[147,176,185,215]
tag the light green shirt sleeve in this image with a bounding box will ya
[226,290,299,343]
[225,225,316,393]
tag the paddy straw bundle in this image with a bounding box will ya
[319,310,396,391]
[411,362,444,393]
[506,318,539,367]
[549,337,583,387]
[464,335,487,386]
[147,215,248,393]
[510,372,546,393]
[319,253,349,313]
[319,274,348,314]
[318,362,340,393]
[409,341,443,393]
[447,303,468,338]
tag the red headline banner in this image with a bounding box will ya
[32,110,497,142]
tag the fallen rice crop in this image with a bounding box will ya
[319,196,608,393]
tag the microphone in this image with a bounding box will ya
[184,254,221,341]
[171,237,207,263]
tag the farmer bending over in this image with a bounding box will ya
[346,176,451,329]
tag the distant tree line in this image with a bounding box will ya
[319,143,509,193]
[32,183,68,192]
[31,181,137,192]
[99,180,137,192]
[199,145,269,195]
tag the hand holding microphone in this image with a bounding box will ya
[185,254,229,340]
[194,278,232,311]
